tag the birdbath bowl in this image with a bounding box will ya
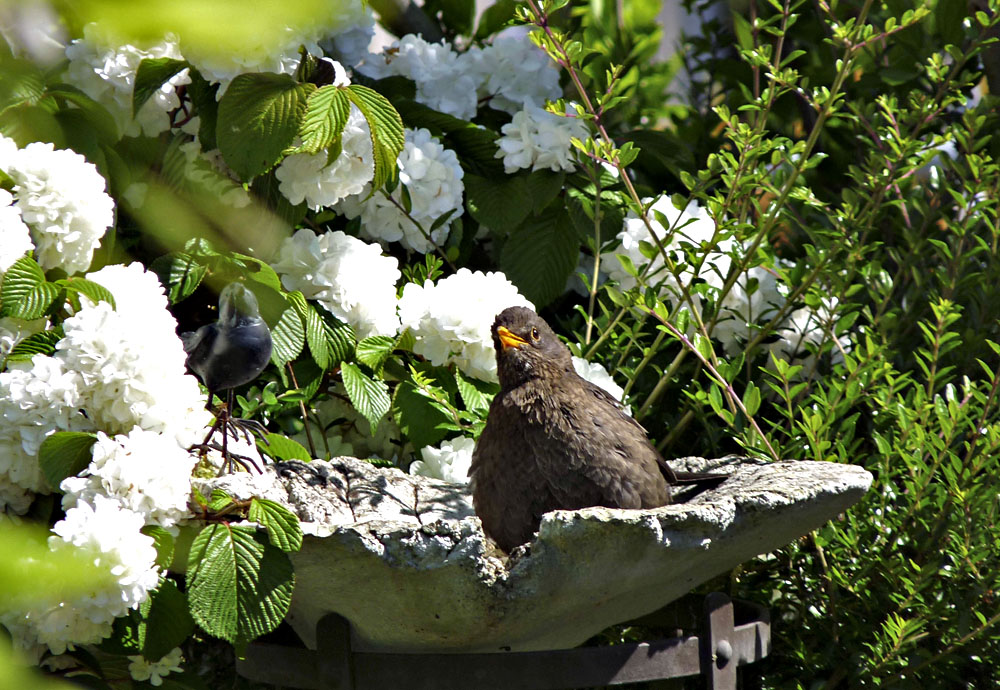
[199,455,872,653]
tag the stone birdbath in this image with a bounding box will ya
[199,455,872,660]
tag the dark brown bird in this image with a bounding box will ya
[469,306,725,552]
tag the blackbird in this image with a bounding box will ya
[469,306,726,552]
[182,282,272,472]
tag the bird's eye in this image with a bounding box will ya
[530,327,540,341]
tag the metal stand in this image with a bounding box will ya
[237,593,770,689]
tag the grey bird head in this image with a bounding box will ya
[182,282,272,393]
[492,306,573,389]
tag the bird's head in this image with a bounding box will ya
[217,282,262,327]
[491,306,572,389]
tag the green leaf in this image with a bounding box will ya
[0,58,46,114]
[356,335,396,376]
[345,84,405,191]
[186,524,294,650]
[526,171,565,214]
[142,525,175,571]
[303,302,331,370]
[296,84,351,155]
[341,361,391,433]
[269,296,306,367]
[5,328,64,363]
[208,489,234,512]
[0,254,45,317]
[393,379,452,449]
[465,174,531,230]
[258,433,312,462]
[141,576,195,662]
[455,369,498,413]
[45,83,119,143]
[54,277,116,309]
[6,281,61,320]
[248,498,303,552]
[38,431,98,490]
[150,252,208,304]
[217,73,315,181]
[133,57,190,116]
[500,207,580,307]
[743,381,761,416]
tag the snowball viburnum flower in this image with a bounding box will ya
[496,104,588,173]
[64,23,190,138]
[397,268,532,382]
[409,436,476,484]
[0,135,114,275]
[468,26,562,114]
[0,188,33,274]
[338,128,464,253]
[271,229,401,338]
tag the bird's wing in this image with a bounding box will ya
[181,323,218,381]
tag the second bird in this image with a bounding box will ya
[470,306,725,553]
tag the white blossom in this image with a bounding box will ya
[318,0,376,68]
[711,264,786,355]
[362,34,479,119]
[0,188,33,274]
[64,24,190,138]
[56,263,211,446]
[769,297,849,374]
[60,429,198,531]
[0,316,46,359]
[128,647,184,686]
[276,104,375,209]
[0,135,114,275]
[271,229,401,338]
[468,26,562,114]
[339,128,464,253]
[0,355,91,514]
[409,436,476,484]
[496,104,588,173]
[398,269,532,382]
[3,496,159,654]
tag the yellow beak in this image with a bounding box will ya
[497,326,528,350]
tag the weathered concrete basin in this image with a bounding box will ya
[199,456,871,653]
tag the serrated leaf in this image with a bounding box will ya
[525,171,565,213]
[248,498,303,552]
[341,361,391,433]
[345,84,404,190]
[142,526,175,571]
[303,302,331,369]
[141,577,195,662]
[54,277,116,309]
[208,489,234,512]
[0,254,45,317]
[269,297,306,367]
[258,433,312,462]
[5,328,64,363]
[355,335,396,376]
[455,369,498,412]
[150,252,207,304]
[38,431,98,490]
[133,57,190,116]
[0,58,46,114]
[217,73,315,181]
[500,208,579,307]
[393,379,452,449]
[7,281,61,320]
[465,174,531,230]
[186,524,294,651]
[296,84,351,154]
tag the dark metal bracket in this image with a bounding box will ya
[236,593,770,689]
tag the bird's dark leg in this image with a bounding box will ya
[191,390,271,475]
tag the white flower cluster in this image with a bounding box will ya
[2,495,160,655]
[603,196,848,364]
[339,128,465,254]
[0,263,211,656]
[277,102,375,209]
[64,24,190,138]
[496,104,588,173]
[409,436,476,484]
[362,34,479,119]
[398,268,532,382]
[468,26,563,115]
[0,135,114,275]
[271,228,401,338]
[128,647,184,686]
